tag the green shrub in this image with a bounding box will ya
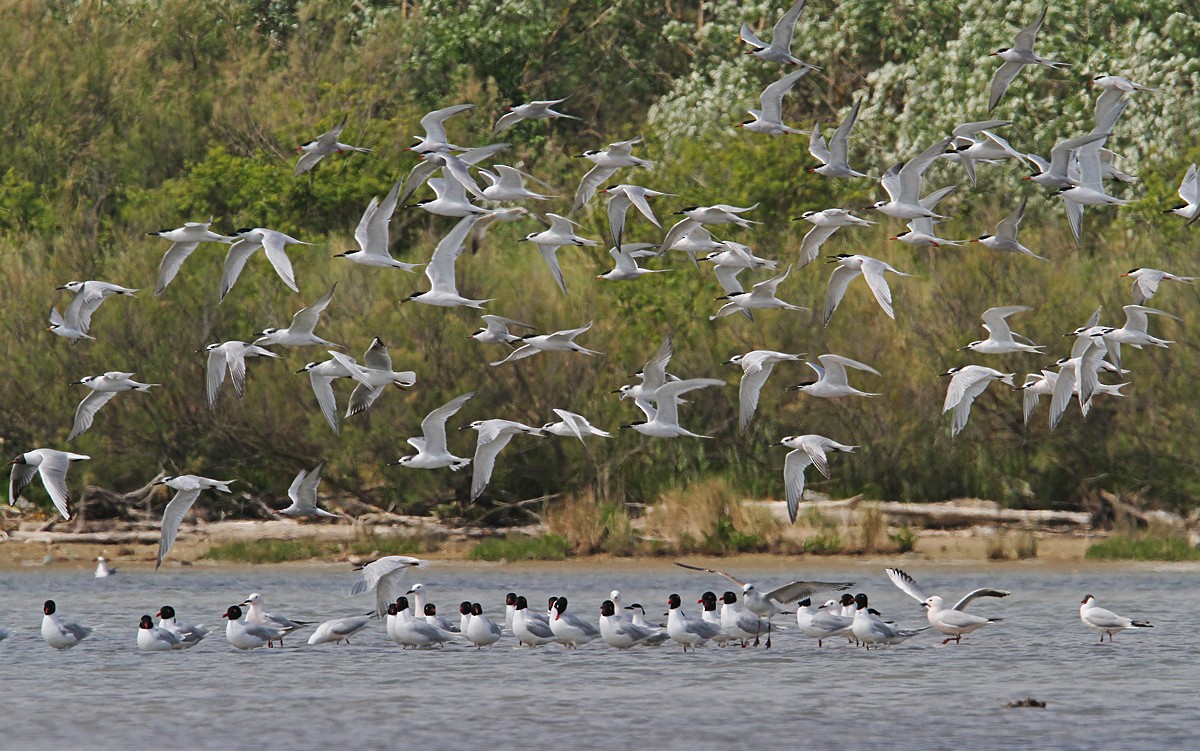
[1085,534,1200,562]
[468,534,571,562]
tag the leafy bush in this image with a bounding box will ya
[468,534,571,561]
[1085,534,1200,561]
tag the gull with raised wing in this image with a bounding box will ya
[412,175,493,218]
[597,244,668,281]
[726,350,804,432]
[149,218,233,295]
[491,321,601,366]
[542,408,612,441]
[276,463,344,519]
[329,338,416,418]
[494,97,580,134]
[470,315,535,347]
[479,165,556,202]
[9,449,89,520]
[971,197,1048,260]
[675,563,853,619]
[468,419,543,500]
[661,204,760,258]
[823,253,912,326]
[1048,342,1111,431]
[254,284,341,348]
[778,435,857,523]
[1017,370,1058,425]
[808,98,869,178]
[154,475,234,569]
[348,555,429,617]
[55,281,137,335]
[391,392,477,470]
[47,306,93,342]
[1024,132,1109,189]
[711,264,807,320]
[294,115,370,175]
[889,185,961,248]
[95,556,116,578]
[1090,305,1176,370]
[941,366,1015,438]
[739,0,816,67]
[719,591,774,647]
[615,333,678,402]
[1080,594,1151,643]
[219,227,312,301]
[987,6,1070,112]
[335,179,421,271]
[202,340,280,407]
[665,226,725,266]
[402,215,491,308]
[624,378,725,439]
[297,355,358,433]
[738,68,811,135]
[787,353,880,398]
[886,567,1009,644]
[69,371,157,440]
[399,143,507,206]
[518,213,599,294]
[871,137,953,220]
[961,306,1043,354]
[1164,163,1198,221]
[307,615,370,646]
[793,208,875,268]
[603,184,672,249]
[571,136,654,213]
[1122,267,1195,305]
[408,103,474,154]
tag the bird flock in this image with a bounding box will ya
[7,2,1197,562]
[18,560,1152,652]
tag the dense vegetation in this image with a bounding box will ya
[1,0,1198,525]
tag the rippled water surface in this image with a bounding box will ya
[1,560,1196,750]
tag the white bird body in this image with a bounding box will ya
[796,598,855,646]
[138,615,181,652]
[41,601,93,649]
[276,462,343,518]
[549,597,601,648]
[468,419,543,500]
[512,597,556,646]
[542,408,612,441]
[719,592,773,647]
[9,448,90,520]
[872,138,952,219]
[336,179,421,270]
[55,280,137,335]
[1164,163,1198,220]
[740,68,811,135]
[69,372,157,440]
[156,606,208,649]
[408,103,474,155]
[465,604,503,648]
[823,254,912,326]
[148,218,234,295]
[571,137,653,213]
[738,0,816,67]
[254,284,341,348]
[626,378,725,439]
[886,568,1009,644]
[518,213,598,295]
[809,99,869,178]
[219,227,311,301]
[470,315,535,346]
[940,366,1015,437]
[94,556,115,578]
[203,340,280,407]
[491,321,600,366]
[971,197,1048,260]
[987,6,1070,112]
[1080,595,1151,642]
[788,353,880,399]
[223,605,284,650]
[1122,267,1195,304]
[329,338,416,418]
[479,165,555,202]
[294,115,370,175]
[666,595,723,651]
[494,97,580,134]
[415,175,493,217]
[349,556,430,618]
[711,264,806,320]
[599,600,661,649]
[778,435,856,523]
[962,305,1043,354]
[728,350,803,432]
[404,215,492,309]
[393,392,477,470]
[47,305,94,342]
[155,475,234,569]
[307,616,370,645]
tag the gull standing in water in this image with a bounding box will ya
[386,599,456,648]
[155,606,208,649]
[851,593,929,648]
[795,598,855,647]
[41,600,93,650]
[675,562,853,619]
[549,597,601,648]
[9,448,90,520]
[391,392,477,470]
[138,615,181,652]
[886,568,1009,644]
[666,594,723,651]
[512,596,556,647]
[465,603,503,648]
[222,605,284,650]
[242,592,313,646]
[293,115,371,175]
[154,475,235,569]
[307,616,370,645]
[1080,595,1151,642]
[599,600,661,649]
[94,556,116,578]
[719,591,773,648]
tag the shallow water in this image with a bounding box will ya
[1,561,1195,750]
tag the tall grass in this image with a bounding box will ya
[1085,534,1200,562]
